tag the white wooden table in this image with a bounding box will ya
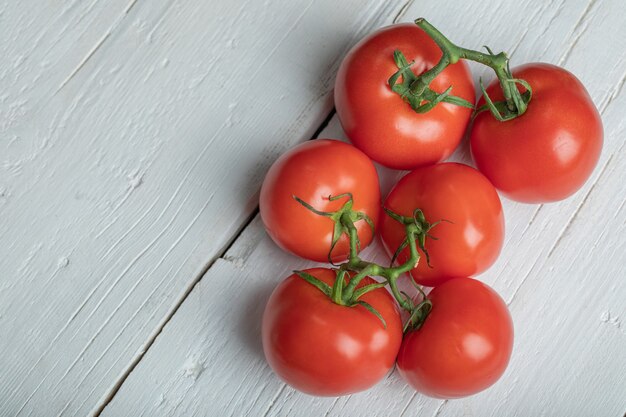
[1,0,625,415]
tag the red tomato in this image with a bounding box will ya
[397,277,513,398]
[470,63,603,203]
[262,268,403,396]
[260,139,380,262]
[380,163,504,287]
[334,23,475,170]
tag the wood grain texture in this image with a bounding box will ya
[0,0,405,415]
[100,0,626,416]
[4,0,626,415]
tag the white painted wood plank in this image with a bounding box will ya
[100,0,626,415]
[433,0,626,413]
[0,0,404,415]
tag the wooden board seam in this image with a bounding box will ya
[93,106,337,415]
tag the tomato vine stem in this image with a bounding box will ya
[390,18,532,121]
[294,194,442,331]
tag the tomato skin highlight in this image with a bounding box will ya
[259,139,380,263]
[334,23,475,170]
[262,268,403,396]
[397,277,513,398]
[470,63,603,203]
[380,163,504,287]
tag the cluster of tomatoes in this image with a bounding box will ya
[258,21,602,399]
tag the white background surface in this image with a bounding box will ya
[1,0,625,416]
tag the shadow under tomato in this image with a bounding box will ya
[234,278,277,362]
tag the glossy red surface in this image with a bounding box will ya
[397,277,514,398]
[259,139,380,262]
[262,268,403,396]
[380,163,504,286]
[335,24,475,170]
[471,63,603,203]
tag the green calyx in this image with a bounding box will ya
[293,194,387,328]
[389,18,532,121]
[294,194,448,332]
[384,207,450,269]
[293,193,375,265]
[389,50,475,113]
[294,269,388,329]
[476,75,532,121]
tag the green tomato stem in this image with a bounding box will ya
[386,275,413,312]
[340,214,423,313]
[343,211,361,262]
[331,269,346,305]
[392,17,531,120]
[293,194,435,324]
[415,17,529,117]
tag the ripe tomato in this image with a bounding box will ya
[334,23,475,170]
[262,268,403,396]
[260,139,380,262]
[380,163,504,287]
[470,63,603,203]
[397,277,513,398]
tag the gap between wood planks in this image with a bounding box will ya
[92,108,337,416]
